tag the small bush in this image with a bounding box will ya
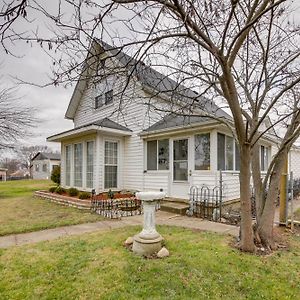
[51,165,61,185]
[68,188,79,197]
[79,192,91,200]
[107,189,114,199]
[55,186,65,195]
[49,186,56,193]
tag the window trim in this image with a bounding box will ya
[65,144,72,187]
[104,140,119,189]
[73,142,83,188]
[86,140,95,189]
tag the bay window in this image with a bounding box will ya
[86,141,94,188]
[74,143,83,187]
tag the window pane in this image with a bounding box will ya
[174,139,188,160]
[74,143,83,187]
[104,166,117,189]
[217,133,225,170]
[195,133,210,170]
[105,90,113,105]
[104,141,118,189]
[147,140,157,170]
[158,139,169,170]
[86,141,94,188]
[65,145,71,186]
[226,136,234,170]
[95,95,103,109]
[235,143,240,171]
[173,161,188,181]
[261,146,269,171]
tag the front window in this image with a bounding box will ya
[65,145,71,186]
[35,164,39,172]
[147,139,169,170]
[194,133,210,170]
[261,145,270,171]
[74,143,83,187]
[217,133,239,171]
[42,164,47,172]
[104,141,118,189]
[86,141,94,188]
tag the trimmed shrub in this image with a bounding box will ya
[49,186,56,193]
[55,186,65,195]
[107,189,114,199]
[51,165,61,185]
[79,192,91,200]
[68,187,79,197]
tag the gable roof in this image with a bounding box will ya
[65,39,231,120]
[31,152,61,161]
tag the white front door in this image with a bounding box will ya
[171,138,191,198]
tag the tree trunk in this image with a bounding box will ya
[239,143,256,252]
[256,152,286,250]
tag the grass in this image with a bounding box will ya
[0,226,299,299]
[0,180,103,236]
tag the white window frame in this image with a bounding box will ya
[146,139,169,171]
[74,143,83,188]
[86,140,95,189]
[65,144,72,187]
[104,140,119,189]
[194,132,211,171]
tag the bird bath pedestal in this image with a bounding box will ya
[132,191,165,256]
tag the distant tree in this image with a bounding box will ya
[51,165,60,185]
[0,157,21,175]
[0,84,35,149]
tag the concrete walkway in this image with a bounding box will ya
[0,211,239,249]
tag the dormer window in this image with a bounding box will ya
[94,89,113,109]
[95,95,104,109]
[105,90,113,105]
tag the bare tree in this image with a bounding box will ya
[1,0,300,252]
[0,84,35,149]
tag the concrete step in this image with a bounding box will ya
[160,200,190,215]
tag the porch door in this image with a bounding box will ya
[171,138,191,198]
[104,141,118,189]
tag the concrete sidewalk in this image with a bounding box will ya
[0,211,239,249]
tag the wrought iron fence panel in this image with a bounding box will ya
[188,185,223,222]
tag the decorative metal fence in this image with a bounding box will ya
[91,197,142,219]
[187,185,223,222]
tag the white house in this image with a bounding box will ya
[31,152,61,180]
[47,40,299,201]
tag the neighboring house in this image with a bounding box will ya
[31,152,61,180]
[0,168,7,181]
[9,169,30,179]
[47,40,298,201]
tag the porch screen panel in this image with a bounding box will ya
[104,141,118,189]
[74,143,83,187]
[173,139,188,181]
[217,133,225,170]
[235,143,240,171]
[158,139,169,170]
[147,140,157,170]
[225,136,234,170]
[86,141,94,188]
[195,133,210,170]
[65,145,71,186]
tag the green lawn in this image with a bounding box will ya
[0,226,299,299]
[0,180,103,236]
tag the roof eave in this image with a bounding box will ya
[139,120,219,138]
[47,125,132,142]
